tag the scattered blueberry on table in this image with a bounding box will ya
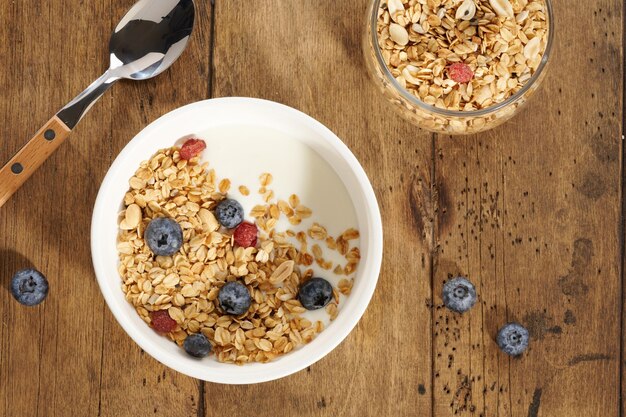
[145,217,183,256]
[10,268,49,306]
[183,334,212,358]
[298,277,333,310]
[215,198,244,229]
[497,323,529,356]
[218,281,251,315]
[442,277,477,313]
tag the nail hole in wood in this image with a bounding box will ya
[11,163,23,174]
[44,129,56,141]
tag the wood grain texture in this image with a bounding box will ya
[432,1,623,416]
[0,0,211,416]
[0,0,623,416]
[0,0,112,416]
[209,1,433,415]
[96,1,212,417]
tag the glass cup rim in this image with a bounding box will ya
[369,0,554,118]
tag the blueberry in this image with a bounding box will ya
[218,281,251,315]
[145,217,183,256]
[497,323,529,356]
[442,277,477,313]
[298,277,333,310]
[215,199,244,229]
[10,268,49,306]
[183,334,212,358]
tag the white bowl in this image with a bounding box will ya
[91,98,383,384]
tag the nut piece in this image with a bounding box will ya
[411,22,425,34]
[402,65,421,85]
[127,204,142,226]
[389,23,409,46]
[455,0,476,21]
[523,36,541,60]
[387,0,405,22]
[122,204,142,230]
[198,208,219,232]
[515,10,529,23]
[374,0,549,130]
[118,144,362,365]
[489,0,514,18]
[474,85,492,106]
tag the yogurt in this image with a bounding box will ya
[193,124,360,326]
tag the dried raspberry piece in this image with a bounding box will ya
[234,222,258,248]
[448,62,474,83]
[180,138,206,160]
[150,310,177,333]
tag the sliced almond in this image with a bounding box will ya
[124,204,142,229]
[411,22,426,34]
[455,0,476,21]
[489,0,514,18]
[387,0,405,22]
[198,208,219,232]
[389,23,409,46]
[523,36,541,60]
[402,65,422,85]
[515,10,529,23]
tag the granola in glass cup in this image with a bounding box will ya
[364,0,553,134]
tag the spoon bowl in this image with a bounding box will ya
[109,0,195,80]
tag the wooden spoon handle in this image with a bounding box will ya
[0,116,71,208]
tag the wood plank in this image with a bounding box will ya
[208,1,433,415]
[1,0,623,415]
[0,0,111,416]
[433,1,623,417]
[96,1,213,416]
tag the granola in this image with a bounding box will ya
[117,141,360,364]
[376,0,549,111]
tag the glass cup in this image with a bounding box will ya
[363,0,554,135]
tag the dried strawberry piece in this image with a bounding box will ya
[180,138,206,160]
[150,310,177,333]
[234,222,258,248]
[448,62,474,83]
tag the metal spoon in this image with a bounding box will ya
[0,0,195,207]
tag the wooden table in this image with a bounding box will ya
[0,1,623,416]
